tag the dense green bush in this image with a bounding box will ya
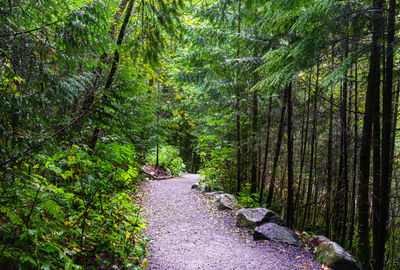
[0,137,148,269]
[237,183,260,208]
[146,145,186,176]
[197,134,236,193]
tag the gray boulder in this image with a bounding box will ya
[262,210,286,226]
[253,223,301,246]
[204,191,224,200]
[236,208,286,228]
[310,235,330,247]
[191,183,205,192]
[314,241,361,270]
[165,168,172,177]
[191,183,200,189]
[216,194,239,210]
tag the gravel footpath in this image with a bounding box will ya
[140,173,322,270]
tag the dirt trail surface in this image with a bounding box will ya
[140,174,321,270]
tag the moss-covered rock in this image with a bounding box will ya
[204,191,224,200]
[314,241,361,270]
[191,183,205,192]
[216,193,239,210]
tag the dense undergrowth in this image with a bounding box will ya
[0,0,191,269]
[146,145,186,177]
[0,136,148,269]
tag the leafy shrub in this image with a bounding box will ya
[146,145,185,176]
[237,183,260,208]
[0,137,148,269]
[197,169,223,191]
[197,134,236,192]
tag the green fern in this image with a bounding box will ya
[42,200,64,222]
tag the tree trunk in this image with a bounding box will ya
[266,88,288,206]
[302,64,319,230]
[251,90,259,193]
[390,81,400,169]
[371,69,382,270]
[375,0,395,268]
[325,47,335,237]
[259,95,273,203]
[295,83,311,227]
[286,83,294,228]
[342,63,349,246]
[372,8,384,268]
[109,0,129,39]
[88,127,100,152]
[81,0,129,113]
[333,35,349,245]
[348,57,358,250]
[236,0,242,194]
[358,0,384,268]
[86,0,131,150]
[312,104,319,231]
[325,91,333,238]
[156,115,160,168]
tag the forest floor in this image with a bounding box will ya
[140,174,322,270]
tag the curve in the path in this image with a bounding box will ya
[141,173,321,270]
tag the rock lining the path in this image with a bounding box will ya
[198,182,300,248]
[204,191,224,200]
[142,165,174,180]
[191,183,205,192]
[253,223,301,246]
[314,238,361,270]
[216,193,240,211]
[165,168,172,178]
[236,208,286,229]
